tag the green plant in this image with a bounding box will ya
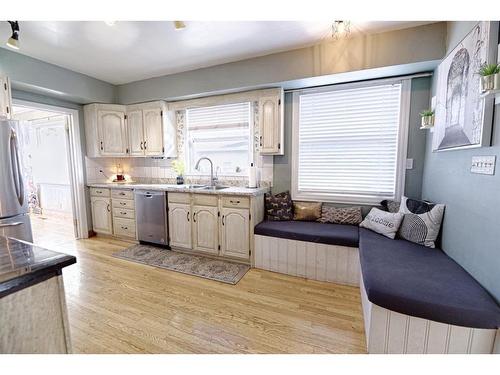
[171,160,185,176]
[477,63,500,76]
[420,109,434,117]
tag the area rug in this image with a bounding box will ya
[113,244,250,284]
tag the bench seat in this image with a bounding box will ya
[359,228,500,330]
[254,220,359,248]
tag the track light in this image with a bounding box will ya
[173,21,186,30]
[6,21,20,50]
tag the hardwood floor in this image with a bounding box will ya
[30,216,367,354]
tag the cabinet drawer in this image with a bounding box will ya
[193,194,218,207]
[112,199,135,209]
[113,217,136,238]
[113,207,135,219]
[168,192,190,204]
[221,196,249,209]
[90,187,110,197]
[111,189,134,200]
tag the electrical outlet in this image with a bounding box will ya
[405,158,414,170]
[471,156,496,175]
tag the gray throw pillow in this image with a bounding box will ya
[359,207,404,239]
[398,196,445,248]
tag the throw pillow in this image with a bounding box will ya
[359,207,404,239]
[397,196,445,248]
[380,199,400,213]
[264,191,294,221]
[318,205,363,225]
[293,201,322,221]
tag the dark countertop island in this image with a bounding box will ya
[0,236,76,353]
[0,236,76,298]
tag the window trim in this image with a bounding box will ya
[291,78,412,205]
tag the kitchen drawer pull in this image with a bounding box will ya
[120,211,127,215]
[121,226,128,230]
[230,200,240,204]
[120,202,127,206]
[222,215,225,226]
[119,192,125,196]
[187,211,190,222]
[96,190,102,194]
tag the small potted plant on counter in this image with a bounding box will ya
[420,109,435,129]
[172,160,185,185]
[478,63,500,92]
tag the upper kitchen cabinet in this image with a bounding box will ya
[84,103,128,157]
[126,101,176,157]
[258,88,284,155]
[0,76,13,120]
[84,101,177,158]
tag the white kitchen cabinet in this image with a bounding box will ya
[168,203,192,249]
[143,107,164,156]
[220,207,250,260]
[0,75,12,120]
[126,109,144,156]
[97,109,128,156]
[192,205,219,255]
[90,196,112,235]
[259,89,284,155]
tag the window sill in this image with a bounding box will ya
[291,190,395,206]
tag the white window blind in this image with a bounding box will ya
[186,102,251,175]
[294,83,404,203]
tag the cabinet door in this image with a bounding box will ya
[91,197,112,234]
[220,207,250,260]
[127,109,144,156]
[97,110,128,156]
[143,108,164,156]
[192,205,219,255]
[0,76,12,120]
[259,94,283,155]
[168,203,192,249]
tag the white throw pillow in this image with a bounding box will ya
[359,207,404,239]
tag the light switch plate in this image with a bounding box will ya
[406,158,414,170]
[471,156,496,175]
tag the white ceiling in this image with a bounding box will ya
[0,21,436,85]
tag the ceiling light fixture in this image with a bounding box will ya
[104,21,116,26]
[173,21,186,30]
[6,21,20,50]
[332,20,351,40]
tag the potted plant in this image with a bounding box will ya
[171,160,185,185]
[478,63,500,92]
[420,109,435,129]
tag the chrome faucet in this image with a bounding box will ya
[194,157,218,187]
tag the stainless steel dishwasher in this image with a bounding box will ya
[135,190,168,246]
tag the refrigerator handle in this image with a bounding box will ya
[10,128,24,207]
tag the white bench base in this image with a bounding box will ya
[361,277,499,354]
[254,235,360,286]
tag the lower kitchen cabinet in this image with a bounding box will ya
[220,207,250,260]
[168,203,192,249]
[90,196,112,235]
[192,205,219,255]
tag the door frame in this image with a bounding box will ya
[12,99,89,239]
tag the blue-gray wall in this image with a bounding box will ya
[421,22,500,303]
[273,76,432,203]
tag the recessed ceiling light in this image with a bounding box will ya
[174,21,186,30]
[6,21,20,50]
[104,21,116,26]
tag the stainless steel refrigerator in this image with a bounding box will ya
[0,120,33,242]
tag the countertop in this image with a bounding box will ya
[0,236,76,298]
[87,183,269,196]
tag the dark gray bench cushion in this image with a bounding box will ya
[254,220,359,248]
[359,228,500,329]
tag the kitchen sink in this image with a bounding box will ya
[196,185,229,190]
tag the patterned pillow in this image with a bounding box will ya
[397,196,445,248]
[318,206,363,225]
[265,191,293,221]
[380,199,400,213]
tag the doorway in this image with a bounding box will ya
[11,100,88,241]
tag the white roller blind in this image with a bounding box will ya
[186,102,251,175]
[296,83,402,202]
